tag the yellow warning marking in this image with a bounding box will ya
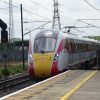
[60,71,97,100]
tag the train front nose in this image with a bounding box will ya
[34,53,53,78]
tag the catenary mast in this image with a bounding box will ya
[52,0,61,30]
[9,0,14,42]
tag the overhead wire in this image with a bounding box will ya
[78,19,100,20]
[77,20,100,29]
[0,0,52,37]
[0,7,9,9]
[0,0,52,36]
[24,20,51,23]
[0,0,75,29]
[84,0,100,12]
[0,1,36,21]
[22,7,50,20]
[0,0,50,21]
[1,0,99,35]
[0,0,20,9]
[29,0,52,12]
[24,21,51,35]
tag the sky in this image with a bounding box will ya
[0,0,100,39]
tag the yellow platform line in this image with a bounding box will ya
[60,71,97,100]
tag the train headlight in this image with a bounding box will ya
[54,53,59,61]
[29,54,33,62]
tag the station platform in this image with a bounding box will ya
[1,70,100,100]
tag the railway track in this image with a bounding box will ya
[0,73,43,97]
[0,73,31,90]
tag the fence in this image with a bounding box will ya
[0,46,28,65]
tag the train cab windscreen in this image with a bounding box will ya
[34,37,56,53]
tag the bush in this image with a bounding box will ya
[2,68,10,76]
[0,64,27,78]
[8,64,26,75]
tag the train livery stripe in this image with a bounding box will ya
[28,39,35,76]
[57,39,63,53]
[51,39,64,75]
[51,61,59,75]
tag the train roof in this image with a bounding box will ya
[62,31,100,44]
[34,29,100,44]
[35,29,59,39]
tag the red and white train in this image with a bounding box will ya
[28,29,100,78]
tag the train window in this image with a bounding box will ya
[63,39,72,52]
[75,43,78,52]
[34,37,56,53]
[86,44,88,51]
[72,43,75,53]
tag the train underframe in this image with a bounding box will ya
[80,58,97,70]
